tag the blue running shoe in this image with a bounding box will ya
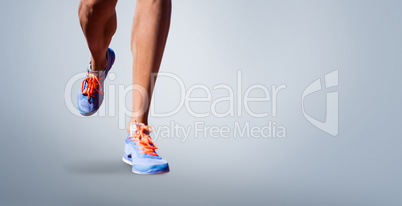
[77,48,115,116]
[122,122,170,174]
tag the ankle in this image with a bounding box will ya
[90,56,108,71]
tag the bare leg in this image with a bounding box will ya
[79,0,117,71]
[128,0,172,131]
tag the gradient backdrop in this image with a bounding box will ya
[1,0,401,205]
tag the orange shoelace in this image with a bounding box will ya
[81,72,104,100]
[129,123,158,156]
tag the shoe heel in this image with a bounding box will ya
[122,156,133,166]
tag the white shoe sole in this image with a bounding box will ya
[122,157,133,166]
[122,157,169,174]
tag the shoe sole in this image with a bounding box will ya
[122,156,133,166]
[122,157,170,175]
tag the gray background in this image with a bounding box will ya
[1,0,401,205]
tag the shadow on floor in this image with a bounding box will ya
[64,159,131,175]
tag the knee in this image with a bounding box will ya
[81,0,117,21]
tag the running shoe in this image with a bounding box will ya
[122,122,170,174]
[77,48,115,116]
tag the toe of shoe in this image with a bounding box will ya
[77,94,97,116]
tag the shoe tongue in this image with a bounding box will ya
[88,64,106,78]
[129,123,151,139]
[129,124,138,136]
